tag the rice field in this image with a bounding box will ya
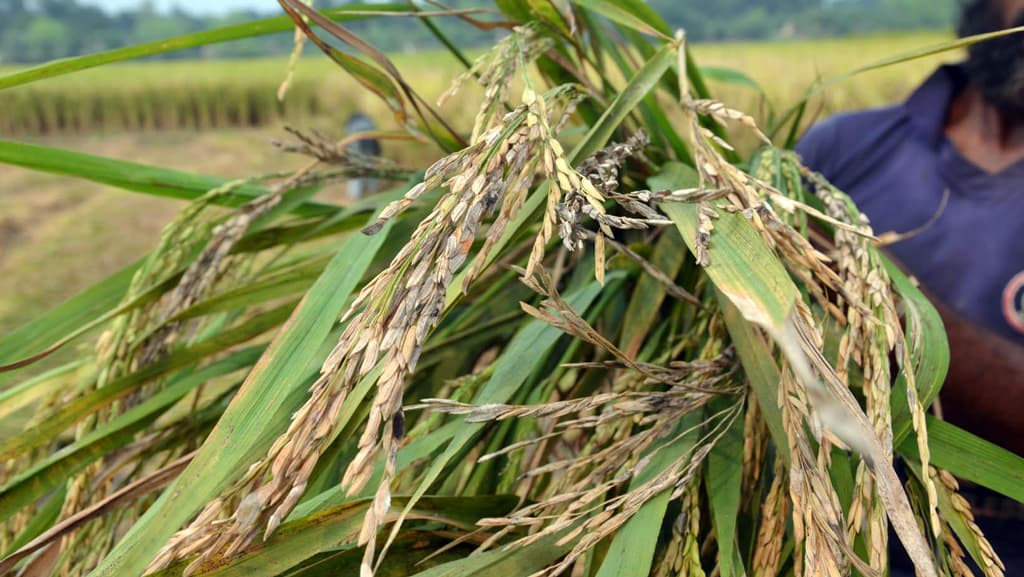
[0,32,960,137]
[0,52,468,135]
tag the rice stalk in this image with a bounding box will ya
[277,0,313,102]
[934,468,1005,577]
[752,458,790,577]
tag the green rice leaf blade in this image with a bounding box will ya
[569,42,676,163]
[0,347,261,522]
[170,255,332,322]
[0,361,84,424]
[655,161,798,331]
[700,65,765,93]
[719,296,789,464]
[0,262,138,387]
[0,140,339,218]
[663,202,796,330]
[594,413,701,577]
[573,0,671,38]
[618,229,688,356]
[705,398,746,577]
[0,304,291,463]
[899,417,1024,503]
[410,535,570,577]
[886,259,949,446]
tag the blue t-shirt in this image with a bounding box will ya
[797,65,1024,344]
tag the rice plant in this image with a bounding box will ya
[0,3,1021,577]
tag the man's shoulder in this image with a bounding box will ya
[800,105,906,148]
[795,104,910,176]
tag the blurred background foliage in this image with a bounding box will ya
[0,0,957,64]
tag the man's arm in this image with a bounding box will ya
[931,299,1024,456]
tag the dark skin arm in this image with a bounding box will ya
[930,298,1024,456]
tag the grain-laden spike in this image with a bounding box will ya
[148,84,590,576]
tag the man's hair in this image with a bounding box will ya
[958,0,1024,118]
[958,0,1001,38]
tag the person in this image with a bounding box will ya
[343,112,383,201]
[796,0,1024,573]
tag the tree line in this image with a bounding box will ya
[0,0,957,64]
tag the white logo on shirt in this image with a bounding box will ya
[1003,271,1024,335]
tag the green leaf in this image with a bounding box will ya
[700,65,764,93]
[886,258,949,446]
[899,417,1024,503]
[661,193,798,331]
[0,140,340,218]
[0,4,408,90]
[0,262,138,386]
[0,485,64,558]
[0,304,291,463]
[618,229,689,357]
[411,534,571,577]
[705,398,746,577]
[570,42,677,162]
[718,296,789,465]
[233,212,371,254]
[1,266,184,374]
[650,162,789,462]
[0,347,261,522]
[580,15,690,164]
[594,413,702,577]
[170,254,333,322]
[495,0,533,22]
[668,204,796,329]
[574,0,671,38]
[0,361,84,423]
[528,0,572,36]
[91,225,391,577]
